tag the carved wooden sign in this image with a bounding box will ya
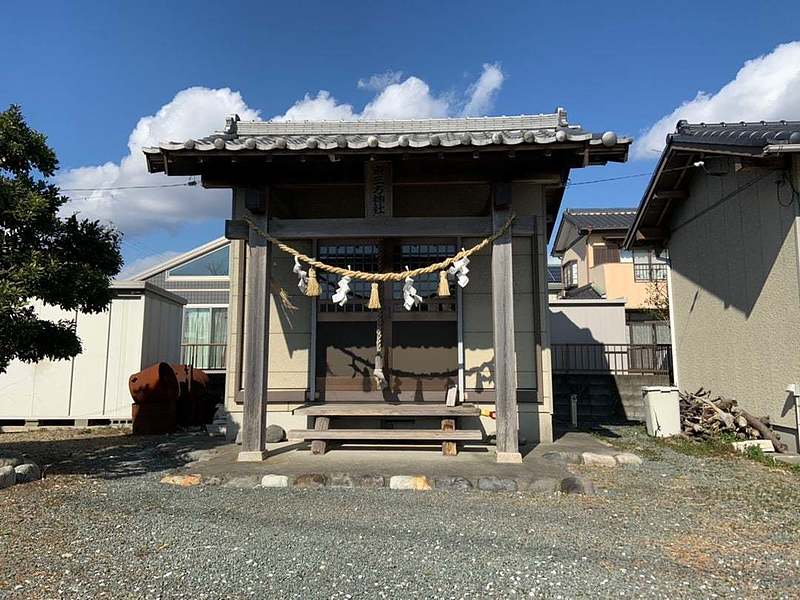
[365,161,393,218]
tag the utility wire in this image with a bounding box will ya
[567,172,651,186]
[60,180,197,192]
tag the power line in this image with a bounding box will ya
[61,180,197,192]
[567,172,652,186]
[566,162,704,188]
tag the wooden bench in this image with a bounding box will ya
[290,403,482,456]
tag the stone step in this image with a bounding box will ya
[288,428,484,441]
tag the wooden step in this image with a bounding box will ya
[293,403,480,417]
[287,428,484,441]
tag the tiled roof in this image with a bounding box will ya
[143,110,629,156]
[564,283,605,300]
[562,208,637,232]
[670,120,800,149]
[624,118,800,249]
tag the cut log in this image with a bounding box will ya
[741,410,788,453]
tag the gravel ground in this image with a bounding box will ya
[1,426,799,599]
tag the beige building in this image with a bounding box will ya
[552,208,670,345]
[626,120,800,452]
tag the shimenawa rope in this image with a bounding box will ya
[242,213,516,282]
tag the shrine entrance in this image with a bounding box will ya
[315,239,460,403]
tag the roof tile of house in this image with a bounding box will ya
[670,120,800,148]
[143,110,630,155]
[562,208,637,232]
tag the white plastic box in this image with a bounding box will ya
[642,386,681,437]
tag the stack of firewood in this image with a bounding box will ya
[679,389,788,453]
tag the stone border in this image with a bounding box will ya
[161,471,595,495]
[541,450,643,467]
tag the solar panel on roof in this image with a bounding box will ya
[547,266,562,283]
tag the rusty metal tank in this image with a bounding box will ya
[129,363,214,434]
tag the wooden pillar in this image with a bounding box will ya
[530,228,545,401]
[238,190,271,462]
[491,183,521,463]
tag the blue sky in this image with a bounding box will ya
[2,1,800,274]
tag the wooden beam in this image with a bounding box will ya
[238,208,271,462]
[289,428,483,441]
[308,239,318,402]
[225,219,249,240]
[266,216,535,239]
[441,418,457,456]
[653,190,687,200]
[294,403,479,417]
[635,227,668,241]
[530,229,545,403]
[491,183,521,463]
[245,188,268,213]
[310,416,330,455]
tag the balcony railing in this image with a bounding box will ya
[181,343,227,371]
[634,263,669,282]
[552,343,673,376]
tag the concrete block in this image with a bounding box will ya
[224,476,261,489]
[351,474,385,488]
[389,475,432,490]
[541,450,581,464]
[0,465,16,489]
[237,450,267,462]
[0,456,23,468]
[261,474,289,488]
[731,440,774,453]
[160,474,202,487]
[581,452,617,467]
[327,473,354,488]
[14,463,41,483]
[615,452,643,466]
[477,477,518,492]
[292,473,327,489]
[526,477,559,494]
[496,452,523,464]
[434,476,473,490]
[559,476,595,495]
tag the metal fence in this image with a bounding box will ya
[180,343,227,371]
[633,263,669,282]
[551,343,673,376]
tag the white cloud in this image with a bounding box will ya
[357,70,403,91]
[60,64,506,242]
[360,76,451,120]
[272,64,505,121]
[463,63,504,117]
[634,42,800,159]
[117,250,181,279]
[274,90,357,122]
[58,87,260,234]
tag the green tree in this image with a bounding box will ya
[0,105,122,372]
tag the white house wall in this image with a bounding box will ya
[0,286,184,421]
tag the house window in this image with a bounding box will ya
[167,245,230,280]
[633,249,669,281]
[181,306,227,370]
[562,261,578,288]
[593,243,621,266]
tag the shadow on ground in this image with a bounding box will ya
[0,429,229,480]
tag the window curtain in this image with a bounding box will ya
[182,308,211,367]
[210,308,228,369]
